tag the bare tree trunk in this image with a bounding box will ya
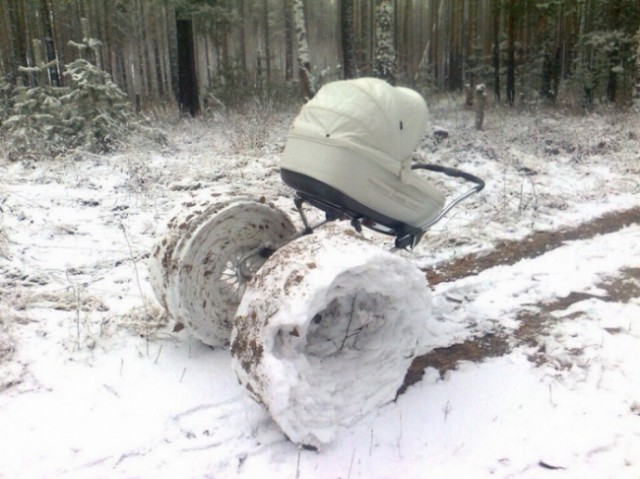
[0,1,10,79]
[293,0,316,99]
[606,0,623,104]
[506,0,515,106]
[156,3,171,99]
[475,83,487,130]
[399,0,412,80]
[283,0,294,81]
[263,0,271,81]
[373,0,396,85]
[40,0,60,86]
[492,0,500,102]
[8,0,29,85]
[369,0,375,73]
[340,0,357,79]
[176,16,199,115]
[466,0,478,103]
[636,26,640,102]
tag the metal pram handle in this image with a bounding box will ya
[411,163,485,230]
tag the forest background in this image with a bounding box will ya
[1,0,640,146]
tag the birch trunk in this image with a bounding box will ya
[293,0,316,99]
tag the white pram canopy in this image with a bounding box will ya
[288,77,428,171]
[281,78,445,229]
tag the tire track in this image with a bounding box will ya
[423,206,640,286]
[400,206,640,395]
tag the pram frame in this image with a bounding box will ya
[281,161,485,250]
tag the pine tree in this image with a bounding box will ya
[340,0,357,79]
[1,61,68,160]
[61,55,132,152]
[1,34,159,161]
[373,0,396,85]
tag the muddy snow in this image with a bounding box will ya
[0,104,639,478]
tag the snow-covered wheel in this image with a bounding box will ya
[230,229,432,448]
[149,197,297,347]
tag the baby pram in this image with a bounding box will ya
[281,77,484,249]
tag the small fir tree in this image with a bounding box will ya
[1,62,68,160]
[1,33,160,161]
[373,0,396,85]
[61,56,132,152]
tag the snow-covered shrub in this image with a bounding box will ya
[1,65,69,161]
[60,57,133,153]
[1,40,164,161]
[572,30,638,107]
[0,75,12,124]
[373,0,396,85]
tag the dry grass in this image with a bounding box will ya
[113,304,169,340]
[0,319,13,364]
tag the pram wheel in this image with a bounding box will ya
[149,199,296,347]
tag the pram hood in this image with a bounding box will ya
[287,77,428,175]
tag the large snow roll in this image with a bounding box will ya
[231,229,432,448]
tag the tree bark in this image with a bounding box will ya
[263,0,271,81]
[293,0,316,99]
[0,1,10,78]
[506,0,516,106]
[176,17,199,115]
[475,83,487,130]
[8,0,29,85]
[39,0,60,86]
[283,0,294,81]
[492,0,501,102]
[340,0,357,79]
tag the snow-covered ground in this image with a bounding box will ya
[0,103,639,478]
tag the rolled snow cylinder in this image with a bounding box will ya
[231,229,432,448]
[148,196,296,347]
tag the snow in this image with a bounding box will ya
[1,104,639,478]
[232,230,432,448]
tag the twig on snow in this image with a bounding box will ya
[154,344,163,364]
[539,460,566,470]
[369,428,374,456]
[65,270,81,350]
[120,222,149,356]
[443,400,452,420]
[397,408,404,456]
[548,384,556,407]
[339,295,358,352]
[347,448,356,479]
[295,449,301,479]
[113,448,147,468]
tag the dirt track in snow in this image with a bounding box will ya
[400,205,640,395]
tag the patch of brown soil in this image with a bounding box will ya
[397,333,509,396]
[424,206,640,286]
[520,267,640,365]
[0,328,13,364]
[400,208,640,396]
[0,323,22,393]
